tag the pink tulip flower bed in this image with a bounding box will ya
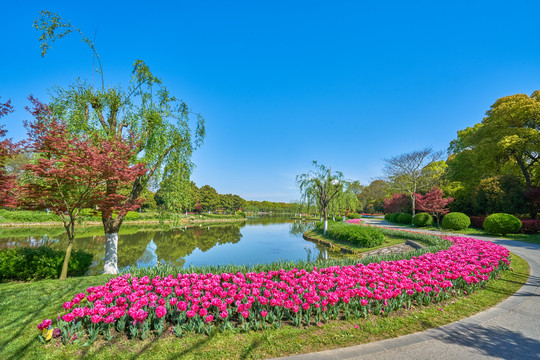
[345,219,363,224]
[38,235,511,344]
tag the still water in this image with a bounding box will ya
[0,217,346,274]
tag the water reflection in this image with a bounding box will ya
[0,217,344,274]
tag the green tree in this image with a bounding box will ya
[296,161,346,234]
[34,11,205,273]
[449,92,540,217]
[357,180,388,213]
[199,185,219,212]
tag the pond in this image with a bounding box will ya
[0,217,347,274]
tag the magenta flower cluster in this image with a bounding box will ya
[345,219,363,224]
[41,236,510,342]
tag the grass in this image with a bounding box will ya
[304,229,406,253]
[0,253,529,360]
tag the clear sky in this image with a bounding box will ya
[2,1,540,202]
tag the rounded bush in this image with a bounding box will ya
[412,212,433,227]
[124,211,141,221]
[483,213,522,235]
[397,213,412,225]
[384,213,391,220]
[442,212,471,230]
[389,213,402,223]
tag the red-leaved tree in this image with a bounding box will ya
[414,187,454,227]
[20,97,148,280]
[0,97,17,208]
[383,193,411,214]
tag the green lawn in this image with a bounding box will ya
[0,254,528,360]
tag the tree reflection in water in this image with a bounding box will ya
[0,218,345,274]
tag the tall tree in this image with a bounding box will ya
[0,97,17,208]
[383,148,443,217]
[296,161,346,234]
[448,92,540,218]
[358,179,388,213]
[20,99,147,280]
[199,185,219,212]
[34,11,205,273]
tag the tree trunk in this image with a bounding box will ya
[516,157,537,219]
[323,208,328,234]
[59,237,74,281]
[411,193,416,217]
[104,232,119,274]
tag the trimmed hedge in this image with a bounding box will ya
[347,212,362,219]
[0,246,93,282]
[389,213,403,223]
[483,213,522,235]
[323,222,385,248]
[397,213,412,225]
[412,212,433,227]
[442,212,471,230]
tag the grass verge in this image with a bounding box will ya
[0,253,528,360]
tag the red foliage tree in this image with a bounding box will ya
[20,97,147,280]
[414,187,454,226]
[383,193,411,213]
[0,97,17,208]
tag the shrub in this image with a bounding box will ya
[442,212,471,230]
[469,216,486,229]
[412,212,433,227]
[124,211,141,221]
[236,210,246,218]
[389,213,402,223]
[384,213,391,220]
[0,246,93,282]
[397,213,412,225]
[483,213,522,235]
[347,212,362,219]
[325,222,384,248]
[520,219,540,234]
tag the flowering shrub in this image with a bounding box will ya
[39,234,511,345]
[345,219,362,224]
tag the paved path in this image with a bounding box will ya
[278,219,540,360]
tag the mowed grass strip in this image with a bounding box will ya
[0,254,528,360]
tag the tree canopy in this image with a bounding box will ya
[448,91,540,217]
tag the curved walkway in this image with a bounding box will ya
[277,218,540,360]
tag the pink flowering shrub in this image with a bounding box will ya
[345,219,363,224]
[41,235,510,344]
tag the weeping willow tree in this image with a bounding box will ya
[296,161,346,234]
[34,10,205,273]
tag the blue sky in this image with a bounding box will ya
[2,1,540,202]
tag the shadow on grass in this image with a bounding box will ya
[0,280,87,360]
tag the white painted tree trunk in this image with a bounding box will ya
[343,215,346,221]
[104,232,119,274]
[324,219,328,234]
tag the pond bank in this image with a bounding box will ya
[303,230,426,257]
[0,217,247,228]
